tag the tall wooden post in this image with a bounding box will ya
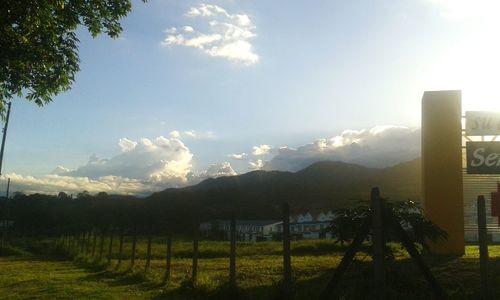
[229,212,237,287]
[107,230,114,264]
[145,233,152,272]
[92,231,97,257]
[165,235,172,282]
[0,102,12,175]
[192,227,199,282]
[118,229,124,266]
[131,232,137,268]
[80,232,86,253]
[86,231,91,254]
[98,231,105,260]
[371,187,385,299]
[282,202,292,298]
[477,196,489,300]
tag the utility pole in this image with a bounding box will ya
[5,178,9,199]
[0,102,12,175]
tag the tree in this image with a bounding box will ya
[0,0,146,113]
[328,200,447,251]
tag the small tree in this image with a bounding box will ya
[328,200,447,250]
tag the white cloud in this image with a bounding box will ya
[252,144,272,156]
[249,159,264,170]
[162,3,259,65]
[169,130,181,138]
[183,26,194,33]
[165,27,177,34]
[118,138,137,152]
[5,173,157,196]
[184,130,196,138]
[198,161,237,178]
[264,126,421,171]
[67,136,193,185]
[229,153,247,160]
[51,165,70,175]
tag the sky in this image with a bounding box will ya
[4,0,500,195]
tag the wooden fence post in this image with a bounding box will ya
[86,231,91,254]
[477,195,490,300]
[80,231,86,253]
[371,187,385,299]
[130,232,137,268]
[145,233,152,272]
[165,235,172,282]
[108,230,114,264]
[99,230,105,260]
[118,228,124,266]
[92,230,97,257]
[76,232,82,254]
[283,202,292,298]
[229,212,237,287]
[192,226,199,282]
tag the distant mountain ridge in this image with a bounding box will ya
[148,158,421,221]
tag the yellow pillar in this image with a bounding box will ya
[422,90,465,255]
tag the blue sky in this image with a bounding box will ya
[5,0,500,195]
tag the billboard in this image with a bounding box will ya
[465,111,500,136]
[466,141,500,174]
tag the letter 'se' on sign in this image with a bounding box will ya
[467,141,500,174]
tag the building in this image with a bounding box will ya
[200,210,336,241]
[200,219,281,242]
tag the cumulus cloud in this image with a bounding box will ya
[229,153,247,160]
[252,144,272,156]
[187,161,237,185]
[249,159,264,170]
[8,135,238,195]
[67,136,193,184]
[169,130,181,138]
[162,3,258,65]
[264,126,421,171]
[5,174,157,196]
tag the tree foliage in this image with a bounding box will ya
[328,200,447,250]
[0,0,145,113]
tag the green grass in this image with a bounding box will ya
[2,238,500,299]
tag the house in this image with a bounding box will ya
[200,210,337,241]
[200,219,281,242]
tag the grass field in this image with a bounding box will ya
[1,238,500,299]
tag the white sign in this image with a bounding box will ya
[466,111,500,136]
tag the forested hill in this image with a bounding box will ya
[147,159,421,221]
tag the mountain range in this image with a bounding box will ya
[147,158,421,221]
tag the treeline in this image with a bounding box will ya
[3,191,214,237]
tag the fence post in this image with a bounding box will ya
[92,230,97,257]
[145,233,152,272]
[108,230,114,264]
[477,195,489,300]
[86,231,91,254]
[99,230,105,260]
[192,226,199,282]
[165,235,172,282]
[371,187,385,299]
[229,211,237,287]
[118,228,124,266]
[80,231,86,253]
[283,202,292,298]
[131,232,137,268]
